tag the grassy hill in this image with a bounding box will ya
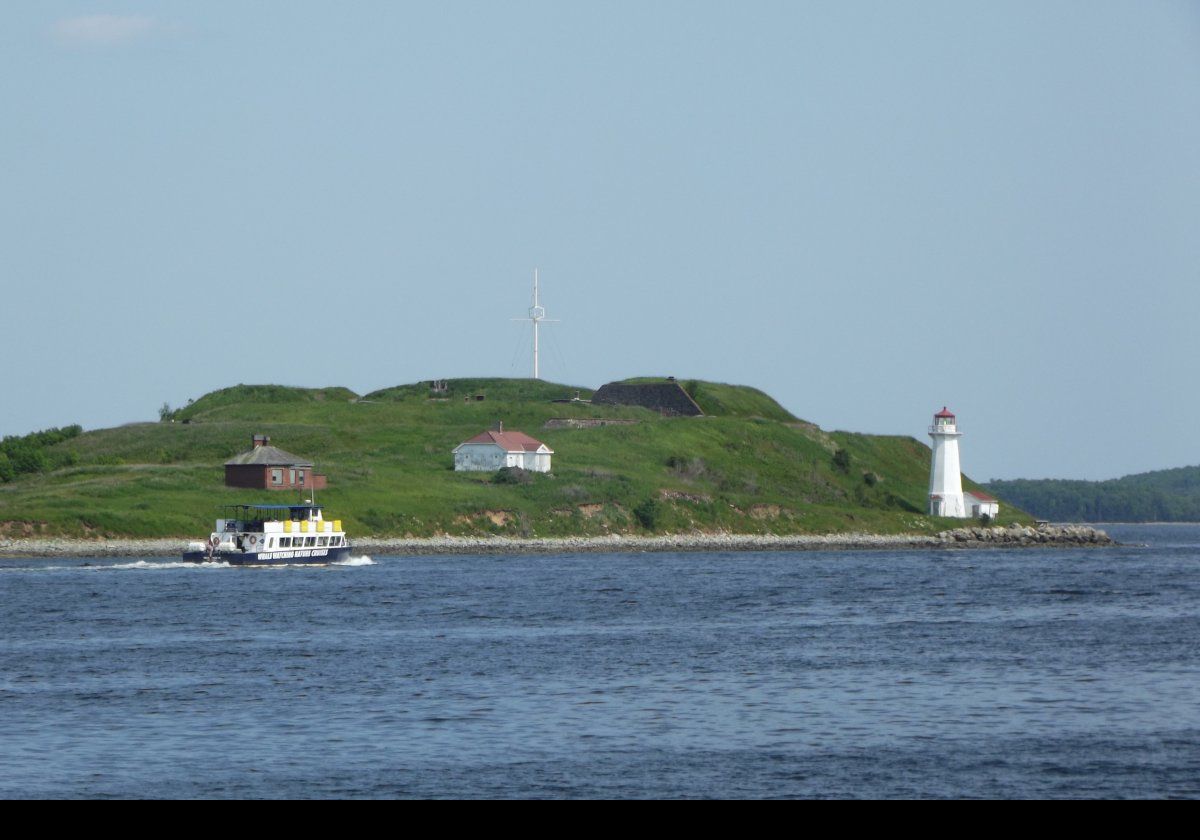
[172,384,359,421]
[0,378,1027,539]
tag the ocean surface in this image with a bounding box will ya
[1,524,1197,799]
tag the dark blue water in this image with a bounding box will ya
[2,524,1198,798]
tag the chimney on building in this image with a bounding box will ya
[252,434,270,448]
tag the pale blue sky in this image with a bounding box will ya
[2,2,1198,481]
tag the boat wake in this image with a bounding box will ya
[4,557,369,572]
[334,555,374,566]
[110,560,233,570]
[1,560,234,572]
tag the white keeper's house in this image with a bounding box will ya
[963,490,1000,519]
[453,423,554,473]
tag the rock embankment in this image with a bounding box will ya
[0,538,182,557]
[935,523,1113,547]
[356,524,1112,554]
[0,524,1112,558]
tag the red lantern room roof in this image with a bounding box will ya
[934,407,955,418]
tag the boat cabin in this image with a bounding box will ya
[213,504,347,553]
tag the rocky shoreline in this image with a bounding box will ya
[0,524,1114,558]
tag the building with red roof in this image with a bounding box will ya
[452,423,554,473]
[963,490,1000,519]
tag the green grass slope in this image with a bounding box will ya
[364,378,592,403]
[0,378,1029,539]
[172,384,358,421]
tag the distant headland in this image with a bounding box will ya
[986,467,1200,523]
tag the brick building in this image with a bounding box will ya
[224,435,328,491]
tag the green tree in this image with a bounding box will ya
[7,445,48,475]
[633,497,660,530]
[832,448,851,473]
[493,466,532,485]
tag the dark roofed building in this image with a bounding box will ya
[224,434,328,491]
[591,381,704,417]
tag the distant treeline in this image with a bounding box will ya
[986,465,1200,522]
[0,425,82,482]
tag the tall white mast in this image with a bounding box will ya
[513,268,557,379]
[532,269,543,379]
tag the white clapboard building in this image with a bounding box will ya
[963,490,1000,519]
[453,424,554,473]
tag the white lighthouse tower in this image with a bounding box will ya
[928,406,967,518]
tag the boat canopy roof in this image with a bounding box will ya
[220,503,323,519]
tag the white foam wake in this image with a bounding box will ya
[109,560,232,570]
[333,555,374,566]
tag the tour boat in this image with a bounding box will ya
[183,503,352,565]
